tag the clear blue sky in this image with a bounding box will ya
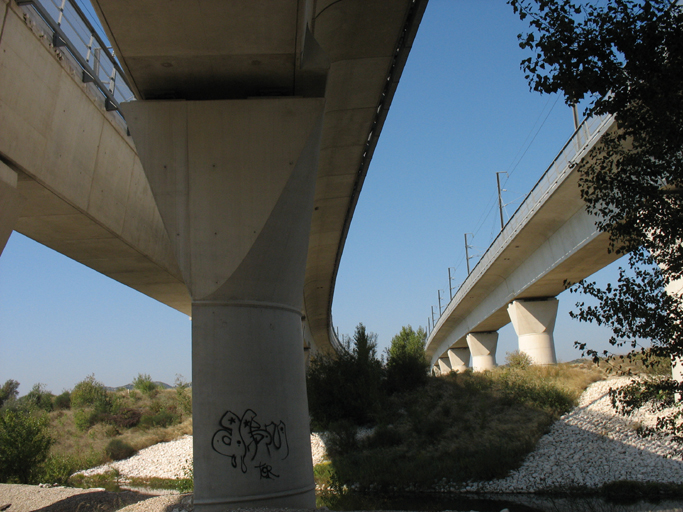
[0,0,621,395]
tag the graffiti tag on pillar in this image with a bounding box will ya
[211,409,289,477]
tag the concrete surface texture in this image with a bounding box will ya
[447,347,470,373]
[507,298,559,365]
[466,332,498,372]
[0,0,190,313]
[3,0,427,507]
[92,0,428,355]
[123,98,325,509]
[0,161,24,256]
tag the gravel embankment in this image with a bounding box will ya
[77,433,329,481]
[467,377,683,493]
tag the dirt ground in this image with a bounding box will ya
[0,484,193,512]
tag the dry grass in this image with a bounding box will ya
[320,362,605,492]
[45,387,192,480]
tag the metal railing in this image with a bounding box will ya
[16,0,135,114]
[428,113,614,339]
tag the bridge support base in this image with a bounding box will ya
[448,347,470,372]
[467,332,497,372]
[0,161,24,256]
[507,298,558,365]
[122,97,324,510]
[437,357,452,375]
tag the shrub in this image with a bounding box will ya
[505,350,533,369]
[307,323,384,429]
[71,375,112,413]
[38,454,80,485]
[132,373,158,395]
[105,439,137,461]
[0,380,19,409]
[0,410,54,484]
[175,375,192,415]
[105,408,142,429]
[385,325,429,394]
[73,408,101,432]
[139,410,179,429]
[21,383,54,412]
[53,391,71,410]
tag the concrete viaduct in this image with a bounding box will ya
[0,0,428,508]
[426,114,622,374]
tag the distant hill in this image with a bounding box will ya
[105,381,180,392]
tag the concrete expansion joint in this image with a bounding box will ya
[194,483,316,505]
[192,299,302,316]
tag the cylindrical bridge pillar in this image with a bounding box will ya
[122,97,324,510]
[466,332,498,372]
[507,298,558,365]
[193,303,314,508]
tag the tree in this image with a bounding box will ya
[0,380,19,409]
[509,0,683,438]
[385,325,429,394]
[132,373,158,395]
[307,323,384,429]
[0,409,54,484]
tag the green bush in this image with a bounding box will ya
[385,325,429,394]
[307,323,384,429]
[175,375,192,415]
[73,408,101,432]
[139,410,179,429]
[0,409,54,484]
[21,383,54,412]
[104,408,142,429]
[71,375,112,414]
[505,350,533,369]
[0,380,19,409]
[105,439,137,461]
[53,391,71,410]
[38,454,80,485]
[132,373,158,395]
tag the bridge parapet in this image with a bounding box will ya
[16,0,134,114]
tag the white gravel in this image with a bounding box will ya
[466,376,683,493]
[77,433,329,481]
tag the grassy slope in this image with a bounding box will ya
[318,362,604,492]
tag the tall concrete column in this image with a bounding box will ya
[0,161,24,256]
[122,98,324,510]
[447,347,470,373]
[438,357,452,375]
[466,332,498,372]
[507,298,558,365]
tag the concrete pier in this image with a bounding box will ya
[438,357,453,375]
[0,162,23,256]
[122,97,324,510]
[448,347,470,373]
[467,332,498,372]
[508,298,558,365]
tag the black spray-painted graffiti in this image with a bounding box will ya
[212,409,289,477]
